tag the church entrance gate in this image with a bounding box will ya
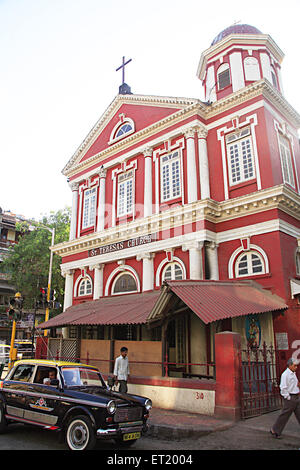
[240,343,282,419]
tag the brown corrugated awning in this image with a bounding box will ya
[38,290,161,329]
[39,279,287,330]
[148,280,287,324]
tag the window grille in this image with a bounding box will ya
[82,187,97,229]
[226,128,255,185]
[160,150,181,202]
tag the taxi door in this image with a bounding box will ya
[24,366,61,428]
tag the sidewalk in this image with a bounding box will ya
[148,407,234,439]
[147,407,300,440]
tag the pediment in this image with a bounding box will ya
[63,93,200,175]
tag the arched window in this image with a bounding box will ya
[235,251,265,277]
[162,262,184,281]
[244,56,260,81]
[109,116,135,144]
[217,63,230,90]
[115,123,133,139]
[78,278,93,296]
[112,272,138,294]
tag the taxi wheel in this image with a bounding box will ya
[66,415,96,451]
[0,404,7,434]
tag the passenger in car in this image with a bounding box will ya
[43,370,57,385]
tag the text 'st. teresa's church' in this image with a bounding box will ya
[42,24,300,378]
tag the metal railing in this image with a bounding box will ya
[37,349,215,380]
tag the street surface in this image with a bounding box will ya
[0,420,298,451]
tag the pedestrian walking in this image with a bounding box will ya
[270,357,300,438]
[113,346,130,393]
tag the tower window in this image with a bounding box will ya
[278,133,295,188]
[244,56,260,81]
[217,63,230,90]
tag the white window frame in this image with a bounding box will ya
[217,114,260,200]
[160,149,182,202]
[82,187,97,229]
[109,116,135,145]
[244,56,260,81]
[217,63,230,90]
[117,170,134,217]
[235,250,265,277]
[111,272,138,295]
[228,243,269,279]
[162,262,184,281]
[78,277,93,296]
[226,127,256,186]
[278,133,295,188]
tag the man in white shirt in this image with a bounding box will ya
[270,357,300,438]
[113,346,130,393]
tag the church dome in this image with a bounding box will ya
[211,24,262,46]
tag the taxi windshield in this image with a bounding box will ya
[61,367,105,387]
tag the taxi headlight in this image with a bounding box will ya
[144,398,152,411]
[107,400,116,415]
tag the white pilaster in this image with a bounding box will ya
[184,128,198,203]
[229,51,245,92]
[97,168,107,232]
[182,241,204,280]
[137,252,154,291]
[143,148,153,217]
[91,263,104,299]
[62,269,74,312]
[197,127,211,199]
[206,242,219,280]
[69,182,79,241]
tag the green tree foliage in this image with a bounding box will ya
[2,207,71,310]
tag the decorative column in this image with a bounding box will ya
[69,182,79,240]
[61,268,74,339]
[184,128,198,203]
[143,148,153,217]
[206,242,219,280]
[91,263,104,299]
[197,127,211,199]
[136,252,154,291]
[97,168,107,232]
[182,241,204,279]
[62,269,74,311]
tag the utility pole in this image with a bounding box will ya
[44,227,55,337]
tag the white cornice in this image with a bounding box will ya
[52,185,300,259]
[64,80,300,180]
[204,79,300,127]
[63,94,203,176]
[197,34,284,80]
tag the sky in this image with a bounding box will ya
[1,0,300,221]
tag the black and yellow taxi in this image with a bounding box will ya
[0,359,152,450]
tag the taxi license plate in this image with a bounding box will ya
[123,432,141,441]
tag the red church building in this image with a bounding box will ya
[40,24,300,415]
